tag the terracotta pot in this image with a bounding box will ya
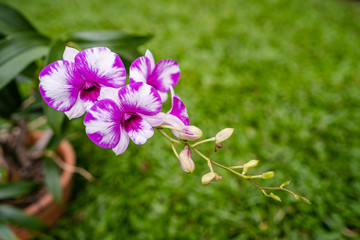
[9,132,76,240]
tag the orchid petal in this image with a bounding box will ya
[139,112,165,127]
[169,94,189,126]
[145,49,155,71]
[124,115,154,145]
[118,82,162,116]
[84,99,122,149]
[39,60,83,112]
[75,47,126,88]
[148,59,180,92]
[158,91,168,102]
[64,97,86,119]
[99,86,120,104]
[63,46,79,62]
[112,126,130,155]
[129,56,151,84]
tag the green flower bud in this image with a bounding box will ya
[242,160,259,174]
[262,171,275,179]
[178,125,202,141]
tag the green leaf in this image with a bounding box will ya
[43,103,67,137]
[0,2,36,35]
[45,39,68,65]
[0,181,39,200]
[43,157,62,203]
[0,32,49,66]
[0,222,17,240]
[0,81,22,119]
[67,30,152,51]
[0,45,49,90]
[0,205,46,230]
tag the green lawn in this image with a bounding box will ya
[3,0,360,239]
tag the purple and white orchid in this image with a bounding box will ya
[160,88,189,138]
[39,47,126,119]
[129,50,180,102]
[84,82,163,155]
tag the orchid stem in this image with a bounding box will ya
[191,147,214,172]
[158,129,182,144]
[191,137,216,148]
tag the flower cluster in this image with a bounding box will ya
[39,47,189,154]
[39,47,309,203]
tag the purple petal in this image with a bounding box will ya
[75,47,126,88]
[123,114,154,145]
[145,50,155,71]
[129,56,151,84]
[64,98,86,119]
[169,94,189,126]
[39,60,83,112]
[84,99,122,149]
[63,46,79,62]
[148,59,180,92]
[112,126,130,155]
[118,82,162,116]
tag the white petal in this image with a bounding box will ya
[64,97,86,119]
[63,46,79,62]
[145,49,155,71]
[112,126,130,155]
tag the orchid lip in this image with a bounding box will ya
[80,81,101,101]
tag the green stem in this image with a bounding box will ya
[190,148,214,173]
[247,179,311,204]
[191,137,216,148]
[170,142,180,159]
[158,129,182,145]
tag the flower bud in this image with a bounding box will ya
[178,125,202,141]
[201,172,221,185]
[214,128,234,152]
[215,128,234,145]
[178,145,195,173]
[242,160,259,174]
[262,171,275,179]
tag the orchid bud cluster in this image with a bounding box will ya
[39,47,309,204]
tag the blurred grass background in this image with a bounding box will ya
[2,0,360,239]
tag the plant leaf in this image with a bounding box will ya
[0,81,22,119]
[43,103,67,137]
[67,30,152,51]
[43,157,62,203]
[0,2,36,35]
[0,45,49,89]
[45,39,68,65]
[0,205,46,230]
[0,32,49,66]
[0,222,17,240]
[0,181,39,200]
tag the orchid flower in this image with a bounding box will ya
[39,47,126,119]
[129,50,180,102]
[84,82,163,155]
[160,88,189,138]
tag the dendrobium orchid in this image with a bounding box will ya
[84,82,162,155]
[39,47,126,119]
[129,50,180,102]
[39,46,309,204]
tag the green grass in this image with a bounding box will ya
[3,0,360,239]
